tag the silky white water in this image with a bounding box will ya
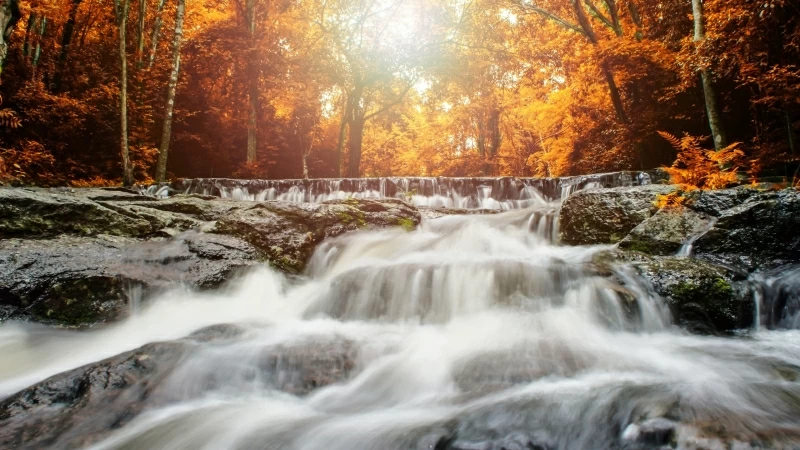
[1,203,800,449]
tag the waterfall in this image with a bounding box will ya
[2,187,800,450]
[143,171,666,210]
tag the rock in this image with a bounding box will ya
[621,418,677,447]
[0,188,153,237]
[214,198,421,273]
[693,188,800,268]
[0,232,263,326]
[618,207,715,256]
[559,185,675,246]
[417,207,501,220]
[0,329,356,450]
[631,255,753,333]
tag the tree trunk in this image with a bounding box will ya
[115,0,134,186]
[147,0,166,68]
[787,110,797,156]
[571,0,629,124]
[245,0,258,165]
[155,0,184,183]
[692,0,727,150]
[0,0,20,82]
[335,93,353,177]
[52,0,82,91]
[22,11,33,57]
[347,117,365,178]
[136,0,146,68]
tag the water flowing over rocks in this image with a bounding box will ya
[1,178,800,450]
[0,188,421,326]
[214,198,421,273]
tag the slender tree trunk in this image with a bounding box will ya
[245,0,258,165]
[52,0,82,91]
[347,117,365,178]
[155,0,184,182]
[602,65,628,124]
[147,0,166,68]
[22,11,33,57]
[0,0,20,82]
[787,110,797,156]
[115,0,134,186]
[136,0,146,68]
[31,16,45,69]
[335,93,352,177]
[692,0,727,150]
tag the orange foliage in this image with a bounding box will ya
[0,0,796,183]
[658,131,745,190]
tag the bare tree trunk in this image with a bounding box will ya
[787,110,797,156]
[147,0,166,68]
[692,0,727,150]
[114,0,134,186]
[335,93,352,177]
[22,11,33,57]
[52,0,82,92]
[347,117,364,178]
[155,0,184,182]
[136,0,146,68]
[0,0,20,83]
[245,0,258,165]
[302,142,310,179]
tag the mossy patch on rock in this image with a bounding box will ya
[632,255,752,333]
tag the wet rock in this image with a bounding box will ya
[631,255,753,333]
[0,326,241,450]
[0,329,356,450]
[417,207,501,220]
[214,198,421,273]
[0,232,263,326]
[0,188,153,237]
[692,188,800,268]
[618,207,715,256]
[621,418,677,447]
[559,185,675,246]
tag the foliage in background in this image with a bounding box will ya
[0,0,797,184]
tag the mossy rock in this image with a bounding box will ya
[633,255,753,333]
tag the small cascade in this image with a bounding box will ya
[144,171,667,210]
[751,266,800,330]
[676,218,718,257]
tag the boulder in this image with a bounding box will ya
[0,188,153,237]
[0,232,263,326]
[559,185,675,246]
[630,255,753,333]
[214,198,421,273]
[417,206,500,220]
[692,188,800,268]
[618,207,715,256]
[0,328,356,450]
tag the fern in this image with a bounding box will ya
[658,131,744,190]
[0,95,22,129]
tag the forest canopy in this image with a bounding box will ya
[0,0,798,184]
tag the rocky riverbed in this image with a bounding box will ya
[1,182,799,450]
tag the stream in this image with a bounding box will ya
[1,194,800,449]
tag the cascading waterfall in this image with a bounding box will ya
[145,171,663,210]
[1,191,800,449]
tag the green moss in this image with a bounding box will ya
[397,217,415,232]
[337,208,367,228]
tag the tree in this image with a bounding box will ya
[691,0,726,150]
[0,0,20,82]
[155,0,185,182]
[517,0,634,124]
[113,0,134,186]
